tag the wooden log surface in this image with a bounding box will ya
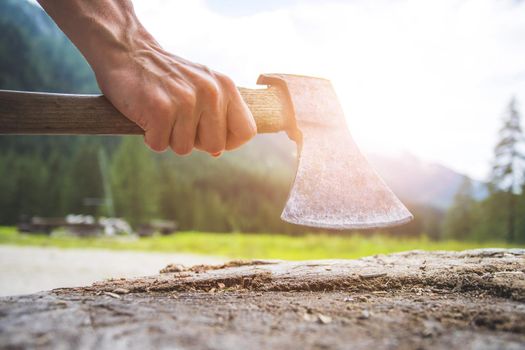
[0,87,288,135]
[0,249,524,349]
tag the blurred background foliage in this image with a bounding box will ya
[0,0,524,242]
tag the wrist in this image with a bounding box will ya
[37,0,154,77]
[86,19,154,76]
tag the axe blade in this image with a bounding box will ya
[259,74,413,230]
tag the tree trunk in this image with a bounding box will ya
[508,191,516,242]
[1,249,524,350]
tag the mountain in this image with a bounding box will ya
[367,153,487,209]
[237,134,487,210]
[0,0,98,93]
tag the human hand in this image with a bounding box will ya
[94,38,256,155]
[37,0,256,156]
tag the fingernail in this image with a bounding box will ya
[212,151,222,157]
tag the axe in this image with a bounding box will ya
[0,74,413,229]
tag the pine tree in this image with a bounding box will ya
[490,97,525,242]
[110,137,160,227]
[62,140,105,216]
[516,183,525,243]
[444,177,475,240]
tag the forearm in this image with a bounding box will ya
[37,0,153,73]
[37,0,256,155]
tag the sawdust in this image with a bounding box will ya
[160,259,275,274]
[75,249,524,302]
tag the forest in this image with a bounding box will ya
[0,0,524,242]
[444,97,525,243]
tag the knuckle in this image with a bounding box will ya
[152,95,173,118]
[205,79,221,101]
[178,88,197,108]
[217,74,236,91]
[195,75,221,103]
[199,64,213,76]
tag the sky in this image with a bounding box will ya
[131,0,524,179]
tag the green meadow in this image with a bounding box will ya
[0,227,521,260]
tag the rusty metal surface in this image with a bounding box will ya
[259,74,413,229]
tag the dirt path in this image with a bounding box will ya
[0,245,225,296]
[0,249,524,349]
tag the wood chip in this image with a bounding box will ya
[317,314,332,324]
[359,273,387,279]
[303,313,315,322]
[358,310,370,319]
[103,292,121,299]
[112,288,130,295]
[160,264,187,274]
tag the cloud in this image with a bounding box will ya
[132,0,525,179]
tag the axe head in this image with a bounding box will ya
[257,74,413,230]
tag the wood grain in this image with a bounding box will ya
[1,249,523,349]
[0,86,288,135]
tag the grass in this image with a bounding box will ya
[0,226,522,260]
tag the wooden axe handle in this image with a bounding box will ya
[0,87,287,135]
